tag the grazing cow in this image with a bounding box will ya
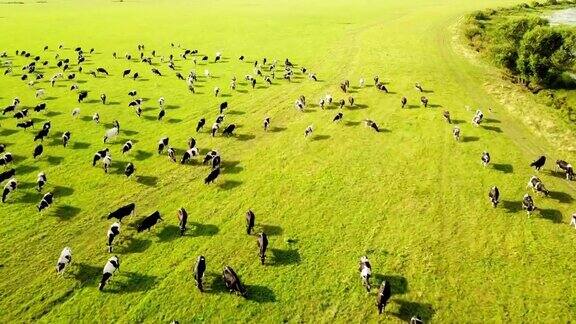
[376,82,388,92]
[2,178,17,202]
[415,83,423,92]
[92,148,109,166]
[239,55,245,61]
[258,233,268,265]
[0,144,4,154]
[358,256,372,292]
[481,151,490,167]
[365,119,380,132]
[17,120,34,130]
[376,280,392,315]
[37,192,54,212]
[333,112,343,123]
[97,67,109,75]
[72,107,81,118]
[0,153,13,167]
[522,194,537,215]
[102,155,112,173]
[137,211,163,232]
[100,94,106,105]
[122,140,133,154]
[175,207,189,236]
[222,124,236,136]
[530,156,546,171]
[194,256,206,292]
[181,147,199,164]
[122,69,131,77]
[251,78,256,89]
[443,111,451,124]
[34,102,47,113]
[338,99,345,109]
[176,72,184,80]
[167,147,176,162]
[196,118,206,132]
[222,266,247,297]
[453,127,461,141]
[158,137,169,154]
[33,144,44,159]
[556,160,574,180]
[0,169,15,183]
[527,176,549,196]
[204,167,221,184]
[107,203,135,222]
[348,96,355,107]
[124,162,135,178]
[36,89,45,98]
[263,117,270,131]
[37,172,47,191]
[359,78,365,87]
[99,256,120,291]
[107,222,120,253]
[151,68,162,76]
[305,125,314,137]
[219,101,228,114]
[78,91,88,103]
[158,109,166,121]
[420,96,429,108]
[246,210,255,234]
[128,90,137,97]
[489,186,500,207]
[14,109,28,119]
[211,123,220,137]
[56,247,72,274]
[62,131,71,147]
[133,72,139,80]
[472,110,483,126]
[203,150,219,165]
[93,113,100,124]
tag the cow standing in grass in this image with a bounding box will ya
[258,233,268,265]
[489,186,500,207]
[99,256,120,291]
[56,247,72,274]
[359,256,372,292]
[194,256,206,292]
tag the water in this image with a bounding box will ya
[547,8,576,26]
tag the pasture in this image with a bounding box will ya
[0,0,575,322]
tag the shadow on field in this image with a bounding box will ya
[481,125,502,133]
[269,126,287,133]
[218,180,242,190]
[0,129,17,136]
[105,271,158,294]
[345,121,361,127]
[72,262,100,286]
[452,119,465,124]
[122,236,152,253]
[157,224,179,242]
[373,274,408,295]
[549,191,573,203]
[15,164,39,175]
[493,163,513,174]
[547,170,570,180]
[123,129,139,136]
[236,134,256,141]
[461,136,479,142]
[391,300,435,322]
[72,141,91,149]
[45,155,64,165]
[46,111,62,117]
[222,160,243,174]
[134,150,153,161]
[350,104,368,110]
[246,284,276,303]
[136,175,158,187]
[259,224,283,236]
[15,192,38,204]
[53,205,81,220]
[312,134,331,141]
[540,208,563,223]
[228,110,245,115]
[53,185,74,197]
[485,118,501,124]
[502,200,522,213]
[189,222,219,236]
[205,271,228,294]
[270,248,301,266]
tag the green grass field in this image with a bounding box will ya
[1,0,576,322]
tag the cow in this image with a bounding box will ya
[338,99,345,109]
[246,210,255,234]
[128,90,137,97]
[181,147,199,164]
[107,203,135,222]
[359,256,372,292]
[472,110,483,126]
[410,316,424,324]
[348,96,355,107]
[489,186,500,207]
[0,169,15,183]
[204,167,220,184]
[0,144,5,154]
[93,148,109,166]
[158,137,169,154]
[443,111,451,124]
[305,125,314,137]
[365,120,380,132]
[33,144,44,159]
[72,107,81,118]
[137,211,163,232]
[211,123,220,137]
[571,213,576,229]
[34,102,47,113]
[196,118,206,132]
[222,124,236,136]
[420,96,429,108]
[222,266,247,297]
[203,150,219,165]
[102,155,112,173]
[100,94,106,105]
[556,160,574,180]
[376,82,388,92]
[151,68,162,76]
[122,69,131,77]
[194,256,206,292]
[99,256,120,291]
[333,112,343,123]
[77,91,88,103]
[527,176,549,196]
[124,162,135,178]
[56,247,72,274]
[62,131,71,147]
[37,172,47,191]
[107,222,120,253]
[103,126,118,143]
[258,233,268,265]
[481,151,490,167]
[522,194,537,215]
[376,280,392,314]
[37,192,54,212]
[122,140,133,154]
[530,156,546,171]
[415,83,423,92]
[453,127,461,141]
[17,120,34,130]
[167,147,176,162]
[219,101,228,114]
[97,67,109,75]
[176,208,188,236]
[0,153,13,167]
[14,109,28,119]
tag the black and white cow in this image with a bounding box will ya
[177,207,188,236]
[158,137,169,154]
[37,192,54,212]
[359,256,372,292]
[2,178,16,202]
[527,176,549,196]
[472,110,483,126]
[37,172,47,191]
[443,111,451,124]
[181,147,199,164]
[107,222,120,253]
[222,266,247,297]
[305,125,314,137]
[453,127,461,141]
[107,203,136,222]
[556,160,574,180]
[194,256,206,292]
[246,210,255,235]
[522,194,537,215]
[481,151,490,167]
[102,155,112,173]
[124,162,135,178]
[196,118,206,132]
[376,280,392,315]
[365,120,380,132]
[489,186,500,208]
[333,112,343,123]
[0,152,13,167]
[122,140,133,154]
[93,148,109,166]
[571,213,576,229]
[263,117,270,131]
[99,256,120,291]
[0,169,15,183]
[56,247,72,274]
[16,120,33,130]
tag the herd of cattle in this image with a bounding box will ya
[0,42,575,321]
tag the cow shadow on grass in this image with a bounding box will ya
[136,175,158,187]
[121,236,152,254]
[157,224,180,242]
[373,274,408,295]
[391,300,435,323]
[105,272,158,294]
[502,200,523,213]
[492,163,513,174]
[0,129,18,137]
[549,191,573,204]
[485,118,501,124]
[72,262,101,286]
[53,185,74,197]
[452,119,466,124]
[44,155,64,165]
[205,271,229,294]
[270,248,300,266]
[345,121,361,127]
[258,224,283,236]
[189,222,219,237]
[14,191,38,204]
[221,160,243,174]
[45,111,62,117]
[312,134,330,141]
[53,205,81,220]
[218,180,242,190]
[461,136,479,142]
[481,125,503,133]
[269,126,287,133]
[540,208,563,223]
[15,164,39,175]
[134,150,153,161]
[236,134,256,141]
[246,284,276,303]
[349,104,368,110]
[72,141,91,149]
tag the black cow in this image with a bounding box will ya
[530,156,546,171]
[107,203,136,222]
[219,101,228,114]
[33,144,44,159]
[123,69,131,77]
[137,211,163,232]
[222,266,247,297]
[204,167,220,184]
[17,120,33,130]
[99,256,120,291]
[97,67,109,75]
[37,192,54,212]
[196,118,206,132]
[194,256,206,292]
[100,94,107,105]
[0,153,13,167]
[401,97,407,108]
[222,124,236,136]
[376,280,392,314]
[333,112,343,123]
[78,91,88,103]
[257,233,268,265]
[34,102,46,113]
[0,169,15,183]
[246,210,255,234]
[489,186,500,207]
[443,111,451,124]
[365,120,380,132]
[0,144,4,154]
[151,68,162,76]
[177,207,188,236]
[158,137,169,154]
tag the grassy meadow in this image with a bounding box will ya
[0,0,575,322]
